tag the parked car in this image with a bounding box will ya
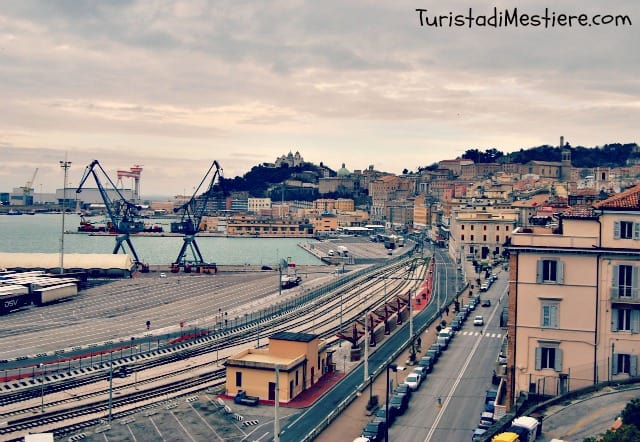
[450,317,462,331]
[481,299,491,307]
[498,352,507,364]
[412,365,428,380]
[426,348,439,363]
[473,315,484,326]
[478,411,495,429]
[375,403,396,427]
[480,283,489,292]
[361,420,385,441]
[389,393,409,415]
[404,373,421,390]
[394,383,412,400]
[418,356,433,373]
[159,272,167,278]
[472,428,487,441]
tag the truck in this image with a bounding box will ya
[510,416,540,442]
[234,390,259,406]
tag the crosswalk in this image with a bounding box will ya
[457,331,502,338]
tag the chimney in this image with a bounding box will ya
[560,136,564,148]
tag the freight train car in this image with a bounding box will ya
[32,282,78,305]
[0,284,31,315]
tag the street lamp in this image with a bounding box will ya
[385,363,405,442]
[40,364,45,413]
[59,158,71,275]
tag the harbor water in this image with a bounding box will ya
[0,213,323,266]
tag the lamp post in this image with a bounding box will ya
[40,364,45,413]
[385,363,404,442]
[108,345,113,422]
[339,290,343,347]
[59,158,71,275]
[274,364,280,442]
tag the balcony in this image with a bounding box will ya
[611,286,640,304]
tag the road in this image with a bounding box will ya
[389,274,508,442]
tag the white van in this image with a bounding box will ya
[328,250,335,256]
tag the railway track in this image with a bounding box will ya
[0,255,428,440]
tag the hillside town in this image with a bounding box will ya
[4,138,640,423]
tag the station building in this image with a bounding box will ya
[225,331,332,403]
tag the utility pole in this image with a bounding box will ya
[59,157,71,275]
[274,364,280,442]
[364,308,369,386]
[108,346,113,422]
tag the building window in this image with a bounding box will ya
[613,264,638,298]
[483,225,487,231]
[535,346,562,371]
[612,308,640,332]
[471,225,474,230]
[470,235,474,241]
[461,225,465,230]
[618,308,631,331]
[483,235,487,241]
[614,221,640,239]
[461,234,465,241]
[536,259,564,284]
[541,302,559,328]
[296,370,299,386]
[235,372,242,387]
[496,226,500,231]
[613,353,638,375]
[496,235,500,243]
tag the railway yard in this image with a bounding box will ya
[0,236,424,441]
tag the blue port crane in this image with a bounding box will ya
[171,160,225,273]
[76,160,146,267]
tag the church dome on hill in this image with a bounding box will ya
[337,163,351,177]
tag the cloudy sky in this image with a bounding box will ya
[1,0,638,197]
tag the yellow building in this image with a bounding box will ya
[313,212,338,233]
[225,331,332,403]
[226,215,311,237]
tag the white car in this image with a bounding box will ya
[473,315,484,326]
[404,373,421,390]
[159,272,167,278]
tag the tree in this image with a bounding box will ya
[621,398,640,430]
[583,424,640,442]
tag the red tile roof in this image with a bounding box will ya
[593,184,640,210]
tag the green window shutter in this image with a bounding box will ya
[535,347,542,370]
[554,348,563,372]
[632,310,640,334]
[612,353,619,375]
[633,266,639,299]
[612,265,620,298]
[631,355,638,376]
[536,260,543,283]
[614,221,621,239]
[556,261,564,284]
[612,308,619,331]
[551,305,558,328]
[634,222,640,240]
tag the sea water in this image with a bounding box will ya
[0,213,322,266]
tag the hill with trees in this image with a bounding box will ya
[460,143,639,168]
